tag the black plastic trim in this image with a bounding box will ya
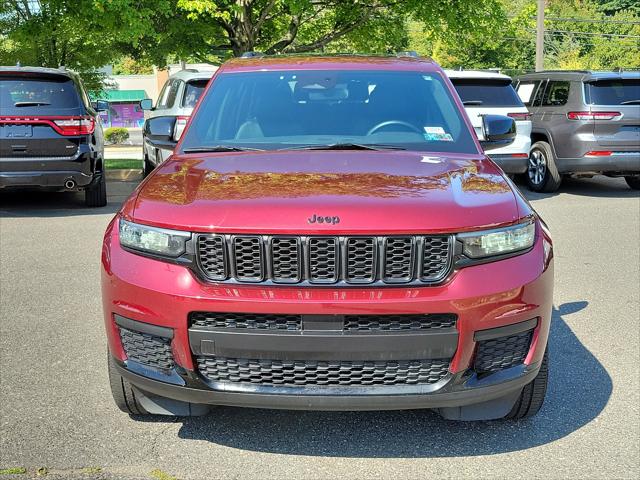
[474,318,538,342]
[114,314,174,339]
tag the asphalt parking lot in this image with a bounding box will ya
[1,175,638,479]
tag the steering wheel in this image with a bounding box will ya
[367,120,422,136]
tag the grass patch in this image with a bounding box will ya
[150,469,178,480]
[105,159,141,170]
[81,467,102,474]
[0,467,26,475]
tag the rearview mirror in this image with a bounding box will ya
[144,116,178,150]
[140,98,153,111]
[479,115,516,151]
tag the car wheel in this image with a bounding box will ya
[143,156,154,178]
[625,176,640,190]
[85,171,107,207]
[504,350,548,420]
[527,142,562,193]
[107,352,149,415]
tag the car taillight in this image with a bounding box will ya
[585,150,613,157]
[507,112,531,121]
[567,111,621,121]
[173,116,189,141]
[52,117,95,135]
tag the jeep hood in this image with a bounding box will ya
[130,151,524,233]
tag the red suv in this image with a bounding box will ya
[102,54,554,421]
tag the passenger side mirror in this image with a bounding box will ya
[94,100,109,112]
[140,98,154,111]
[144,116,178,150]
[479,114,516,151]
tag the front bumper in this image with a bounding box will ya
[102,219,553,412]
[487,154,529,174]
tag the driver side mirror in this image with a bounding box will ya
[140,98,154,111]
[144,116,178,150]
[480,115,516,151]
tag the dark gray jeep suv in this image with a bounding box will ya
[516,71,640,192]
[0,66,108,206]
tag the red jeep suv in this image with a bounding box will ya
[102,54,554,421]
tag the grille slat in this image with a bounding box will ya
[344,314,457,332]
[119,328,174,370]
[197,357,450,387]
[196,234,452,285]
[190,312,302,331]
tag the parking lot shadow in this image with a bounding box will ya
[172,301,611,458]
[517,176,639,201]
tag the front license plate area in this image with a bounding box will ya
[2,124,33,138]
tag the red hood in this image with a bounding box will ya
[129,151,524,234]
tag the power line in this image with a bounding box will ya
[508,15,640,25]
[524,28,640,38]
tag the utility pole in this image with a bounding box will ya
[535,0,545,71]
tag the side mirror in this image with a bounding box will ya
[94,100,109,112]
[140,98,153,111]
[479,114,516,151]
[144,116,178,150]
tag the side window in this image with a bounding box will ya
[516,81,539,106]
[531,80,547,107]
[165,80,181,109]
[542,81,570,106]
[156,81,171,109]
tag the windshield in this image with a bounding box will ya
[586,79,640,105]
[179,70,478,154]
[451,79,523,107]
[0,75,82,115]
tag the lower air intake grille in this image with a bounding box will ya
[344,314,457,331]
[190,312,302,331]
[474,329,533,374]
[119,328,174,370]
[197,357,450,387]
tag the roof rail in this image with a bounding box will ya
[240,51,265,58]
[396,51,419,58]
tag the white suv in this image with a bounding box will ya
[446,70,532,174]
[140,69,214,176]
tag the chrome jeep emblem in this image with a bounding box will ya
[308,214,340,225]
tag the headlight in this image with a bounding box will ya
[119,219,191,257]
[459,220,535,258]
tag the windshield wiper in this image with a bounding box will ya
[282,142,406,151]
[620,100,640,105]
[183,145,265,153]
[462,100,483,105]
[14,101,51,107]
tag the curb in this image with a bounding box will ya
[106,169,143,181]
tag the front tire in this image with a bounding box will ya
[85,172,107,207]
[107,353,149,415]
[143,155,154,178]
[527,141,562,193]
[504,351,549,420]
[625,176,640,190]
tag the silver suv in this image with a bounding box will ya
[140,69,213,176]
[515,71,640,192]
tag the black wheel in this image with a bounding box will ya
[85,172,107,207]
[107,352,149,415]
[625,176,640,190]
[143,155,154,178]
[527,141,562,193]
[504,351,549,420]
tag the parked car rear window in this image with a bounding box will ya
[585,79,640,105]
[451,79,523,107]
[182,79,208,108]
[0,75,82,114]
[181,70,479,154]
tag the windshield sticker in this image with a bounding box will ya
[423,132,453,142]
[424,126,445,134]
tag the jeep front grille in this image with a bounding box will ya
[196,357,451,387]
[196,234,453,285]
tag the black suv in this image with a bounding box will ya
[0,66,108,207]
